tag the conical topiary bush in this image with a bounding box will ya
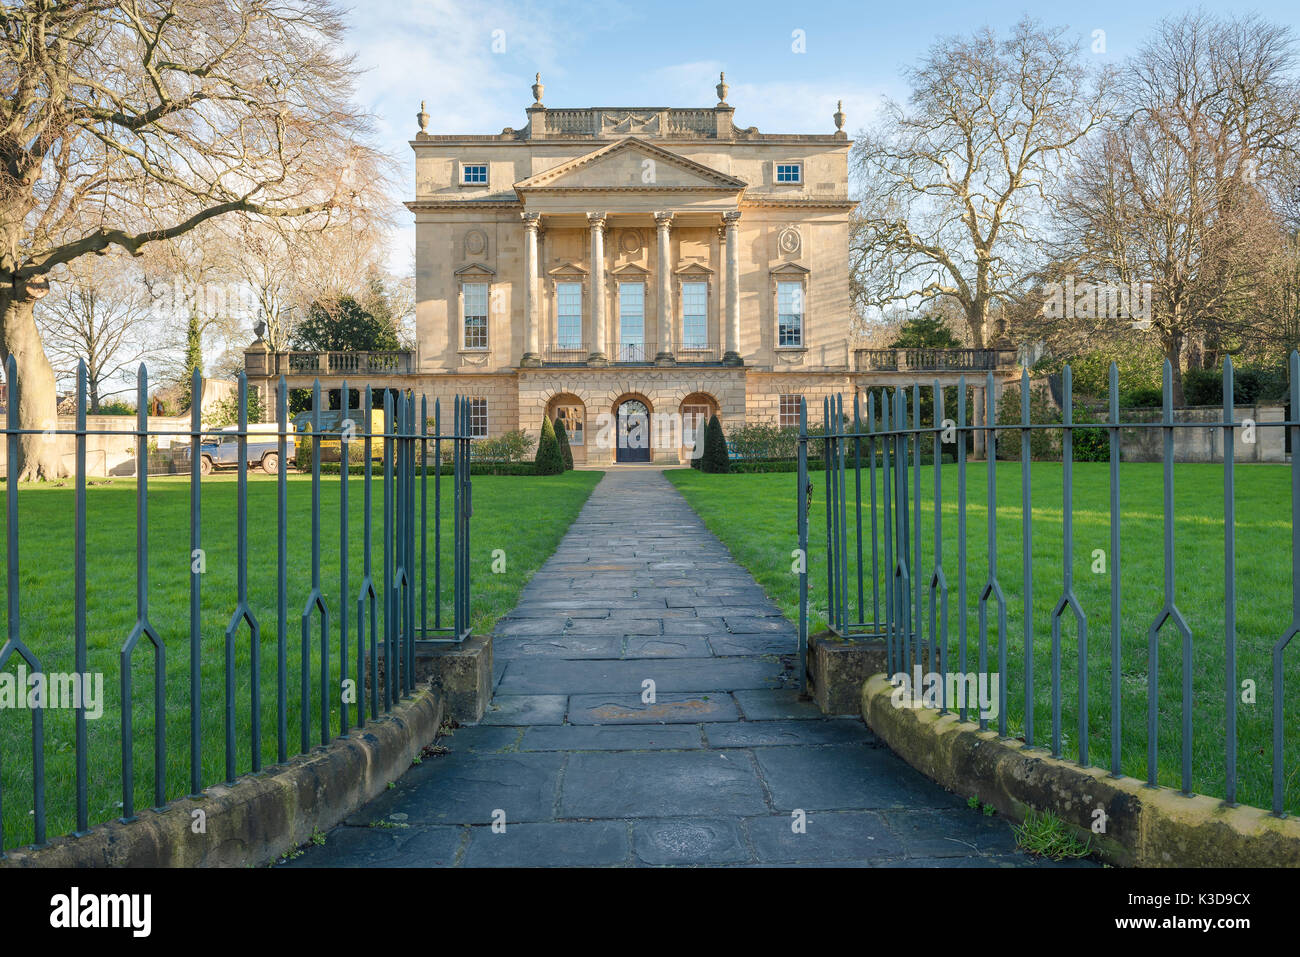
[554,414,574,470]
[702,414,730,473]
[689,415,705,468]
[534,415,565,475]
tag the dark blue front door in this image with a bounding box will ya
[616,400,651,463]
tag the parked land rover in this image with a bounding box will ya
[186,424,293,475]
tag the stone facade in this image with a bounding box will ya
[403,75,859,464]
[244,77,1017,462]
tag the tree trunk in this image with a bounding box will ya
[1164,334,1186,407]
[1,289,69,480]
[967,301,987,350]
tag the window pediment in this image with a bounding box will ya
[769,261,810,276]
[454,262,496,278]
[674,260,715,277]
[547,259,588,278]
[611,262,651,277]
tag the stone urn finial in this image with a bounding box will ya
[416,99,429,135]
[531,72,544,106]
[716,71,729,105]
[833,99,845,132]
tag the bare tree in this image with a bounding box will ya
[219,220,298,351]
[1262,230,1300,359]
[216,213,394,354]
[36,253,164,410]
[1054,12,1300,403]
[0,0,391,478]
[850,17,1114,350]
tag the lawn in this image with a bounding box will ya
[668,463,1300,816]
[0,469,602,850]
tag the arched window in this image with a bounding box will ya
[546,393,585,447]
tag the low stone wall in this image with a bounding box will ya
[861,674,1300,867]
[0,415,192,477]
[0,684,443,868]
[1118,405,1286,463]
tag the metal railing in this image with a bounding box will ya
[540,343,588,365]
[0,359,472,853]
[854,348,1018,372]
[797,354,1300,817]
[676,339,720,361]
[615,342,650,364]
[539,341,723,366]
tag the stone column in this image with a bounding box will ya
[587,212,608,366]
[654,211,675,365]
[520,212,541,367]
[722,210,743,366]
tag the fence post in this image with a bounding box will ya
[1223,358,1237,805]
[1021,366,1034,748]
[277,376,288,762]
[340,379,351,736]
[76,362,90,828]
[797,398,809,693]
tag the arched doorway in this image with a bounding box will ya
[679,392,719,464]
[613,395,652,463]
[546,393,586,465]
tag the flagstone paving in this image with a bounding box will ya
[286,469,1094,868]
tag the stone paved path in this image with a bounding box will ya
[288,469,1088,868]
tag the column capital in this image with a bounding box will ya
[722,209,742,227]
[521,211,542,230]
[654,211,675,226]
[586,211,608,231]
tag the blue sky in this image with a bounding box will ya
[341,0,1300,271]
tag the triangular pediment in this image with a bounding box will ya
[516,138,746,192]
[612,262,651,277]
[547,259,588,277]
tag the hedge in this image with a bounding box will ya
[294,422,314,471]
[315,460,540,476]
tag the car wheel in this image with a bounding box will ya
[200,456,214,476]
[261,452,279,475]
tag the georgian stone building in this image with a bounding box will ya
[405,73,858,464]
[246,74,1016,463]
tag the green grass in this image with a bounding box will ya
[0,469,601,850]
[668,463,1300,816]
[1012,810,1093,861]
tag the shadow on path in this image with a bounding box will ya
[286,469,1094,867]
